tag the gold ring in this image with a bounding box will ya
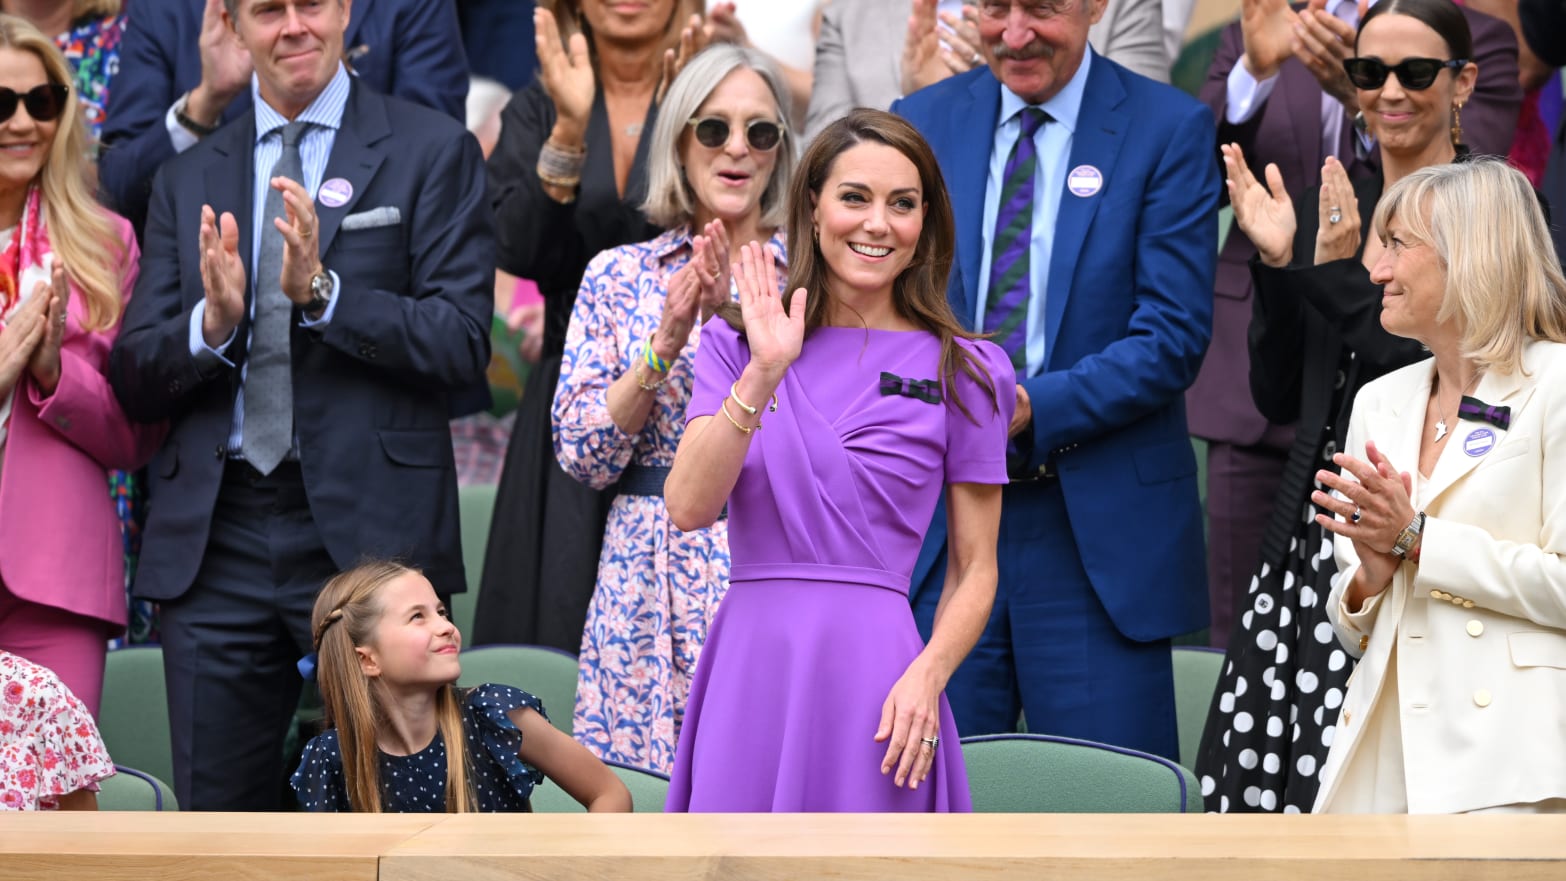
[300,226,313,240]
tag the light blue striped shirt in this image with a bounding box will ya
[188,64,351,456]
[974,51,1091,378]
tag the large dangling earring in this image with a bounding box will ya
[1450,102,1465,148]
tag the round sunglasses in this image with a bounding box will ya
[686,116,785,152]
[0,83,70,124]
[1342,57,1467,91]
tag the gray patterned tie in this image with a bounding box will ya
[240,120,308,475]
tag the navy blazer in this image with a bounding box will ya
[894,55,1219,641]
[100,0,468,238]
[109,82,494,602]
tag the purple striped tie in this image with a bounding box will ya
[984,107,1050,370]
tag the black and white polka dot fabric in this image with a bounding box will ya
[1196,447,1356,814]
[291,684,548,812]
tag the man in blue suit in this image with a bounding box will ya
[110,0,492,810]
[100,0,467,238]
[893,0,1217,759]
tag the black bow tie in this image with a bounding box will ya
[1458,395,1511,430]
[879,371,941,404]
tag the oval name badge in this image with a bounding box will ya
[318,178,353,208]
[1463,427,1495,457]
[1067,165,1103,197]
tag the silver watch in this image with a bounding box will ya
[1390,511,1426,558]
[306,268,334,314]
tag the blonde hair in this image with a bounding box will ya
[312,561,476,813]
[642,44,795,229]
[1373,158,1566,374]
[74,0,122,17]
[0,15,125,332]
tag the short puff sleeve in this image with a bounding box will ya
[944,339,1016,484]
[290,731,352,812]
[465,684,548,803]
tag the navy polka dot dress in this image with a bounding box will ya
[291,684,547,812]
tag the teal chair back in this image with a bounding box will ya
[961,733,1201,812]
[96,765,178,811]
[1172,646,1225,771]
[457,644,577,735]
[529,759,669,813]
[99,647,174,791]
[453,482,499,643]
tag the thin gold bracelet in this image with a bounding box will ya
[720,399,758,434]
[729,381,778,416]
[633,363,665,392]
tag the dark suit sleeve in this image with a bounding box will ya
[1023,101,1220,453]
[487,84,585,285]
[110,167,235,424]
[97,13,184,237]
[1463,10,1525,159]
[382,0,470,121]
[1519,0,1566,65]
[1202,22,1265,210]
[1246,260,1309,426]
[317,132,493,387]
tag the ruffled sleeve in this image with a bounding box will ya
[290,731,351,812]
[944,339,1016,484]
[464,684,547,803]
[0,652,114,811]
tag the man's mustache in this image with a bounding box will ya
[991,41,1053,61]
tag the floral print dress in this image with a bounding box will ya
[0,651,115,810]
[552,226,786,773]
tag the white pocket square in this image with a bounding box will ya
[340,206,401,230]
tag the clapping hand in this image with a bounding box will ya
[535,6,595,138]
[1314,156,1361,265]
[1239,0,1299,80]
[1312,440,1415,599]
[652,262,703,367]
[1222,142,1296,268]
[199,204,246,349]
[734,241,804,377]
[1292,0,1363,112]
[659,14,709,104]
[0,284,47,398]
[187,0,252,125]
[25,258,70,396]
[271,177,324,308]
[901,0,949,96]
[690,219,733,320]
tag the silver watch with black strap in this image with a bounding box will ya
[305,268,334,317]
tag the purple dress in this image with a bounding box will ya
[666,319,1015,812]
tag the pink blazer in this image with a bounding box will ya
[0,214,165,631]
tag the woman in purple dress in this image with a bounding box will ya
[662,109,1014,812]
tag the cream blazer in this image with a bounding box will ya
[1314,340,1566,814]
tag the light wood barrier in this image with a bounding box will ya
[4,813,1565,880]
[0,812,436,881]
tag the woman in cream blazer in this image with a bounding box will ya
[1310,159,1566,814]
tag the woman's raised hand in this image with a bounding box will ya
[1313,156,1361,266]
[659,14,709,103]
[734,241,804,376]
[652,262,703,364]
[535,6,595,136]
[691,219,732,320]
[1222,142,1296,268]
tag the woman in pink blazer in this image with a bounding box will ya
[0,16,161,718]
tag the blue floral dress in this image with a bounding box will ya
[290,685,546,812]
[552,226,787,773]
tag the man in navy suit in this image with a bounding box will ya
[894,0,1217,759]
[100,0,467,238]
[110,0,492,810]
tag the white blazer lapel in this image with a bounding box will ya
[1422,363,1535,505]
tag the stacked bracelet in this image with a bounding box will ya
[719,399,757,434]
[537,138,586,190]
[728,381,777,416]
[644,342,673,375]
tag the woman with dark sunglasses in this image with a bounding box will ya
[550,44,793,774]
[1197,0,1481,815]
[0,15,160,718]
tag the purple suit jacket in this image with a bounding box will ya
[0,215,164,631]
[1186,7,1523,446]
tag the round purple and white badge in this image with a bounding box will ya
[1067,165,1103,197]
[318,178,353,208]
[1463,427,1495,457]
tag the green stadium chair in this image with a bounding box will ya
[961,733,1201,812]
[99,647,174,791]
[1173,646,1225,771]
[96,765,178,811]
[529,759,669,813]
[457,644,577,735]
[453,482,499,643]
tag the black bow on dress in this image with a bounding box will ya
[879,371,942,404]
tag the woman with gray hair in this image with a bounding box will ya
[552,44,793,773]
[1311,158,1566,813]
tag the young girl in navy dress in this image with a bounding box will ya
[290,561,631,812]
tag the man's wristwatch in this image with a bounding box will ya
[175,93,219,137]
[1390,511,1427,559]
[305,268,334,317]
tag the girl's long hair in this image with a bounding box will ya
[720,108,998,422]
[312,561,475,813]
[0,15,127,332]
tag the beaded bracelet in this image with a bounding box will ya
[644,342,673,375]
[719,399,758,434]
[729,381,777,417]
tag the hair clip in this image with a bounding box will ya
[297,652,318,681]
